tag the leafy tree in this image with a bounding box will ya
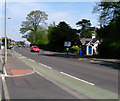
[48,22,56,40]
[93,1,120,25]
[48,21,80,52]
[20,10,48,43]
[76,19,91,29]
[76,19,95,38]
[93,1,120,58]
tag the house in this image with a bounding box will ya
[80,38,91,55]
[80,33,100,55]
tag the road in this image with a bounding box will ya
[4,46,119,100]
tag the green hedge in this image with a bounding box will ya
[98,40,120,59]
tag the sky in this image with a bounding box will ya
[0,0,100,43]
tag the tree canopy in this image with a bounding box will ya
[93,1,120,58]
[76,19,95,38]
[48,21,80,52]
[20,10,48,43]
[93,1,120,25]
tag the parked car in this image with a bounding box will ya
[7,45,12,49]
[31,46,39,52]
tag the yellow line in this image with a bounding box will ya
[78,58,83,60]
[90,60,101,62]
[90,60,94,62]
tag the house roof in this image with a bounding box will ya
[87,38,100,46]
[91,38,99,43]
[80,38,91,45]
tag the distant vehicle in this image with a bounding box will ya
[23,44,25,47]
[18,45,21,47]
[7,45,12,49]
[31,46,39,52]
[10,45,13,48]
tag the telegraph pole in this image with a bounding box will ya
[4,0,7,65]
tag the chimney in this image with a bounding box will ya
[92,33,96,39]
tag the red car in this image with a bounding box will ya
[31,46,39,52]
[7,45,12,49]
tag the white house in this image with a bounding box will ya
[86,33,100,55]
[80,33,100,55]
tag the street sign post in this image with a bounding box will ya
[64,41,71,47]
[64,41,71,55]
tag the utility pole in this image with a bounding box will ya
[4,0,7,65]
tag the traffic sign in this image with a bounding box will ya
[64,41,71,47]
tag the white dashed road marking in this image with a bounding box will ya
[28,59,35,62]
[60,72,95,86]
[39,63,52,69]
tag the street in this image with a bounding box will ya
[2,47,119,100]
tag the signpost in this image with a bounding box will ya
[64,41,71,47]
[64,41,71,55]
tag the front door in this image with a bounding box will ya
[88,46,92,54]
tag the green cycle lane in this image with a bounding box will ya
[12,51,119,100]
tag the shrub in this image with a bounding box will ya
[70,45,82,54]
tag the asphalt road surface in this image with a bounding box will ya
[4,46,119,100]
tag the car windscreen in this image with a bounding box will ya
[33,47,38,48]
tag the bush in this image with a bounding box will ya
[98,40,120,59]
[70,45,82,54]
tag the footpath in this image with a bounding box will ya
[0,49,34,100]
[0,49,3,101]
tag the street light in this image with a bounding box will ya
[4,0,7,65]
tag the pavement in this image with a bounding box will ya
[0,49,3,101]
[5,52,33,76]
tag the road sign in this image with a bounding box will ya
[64,41,71,47]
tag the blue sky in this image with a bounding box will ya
[0,1,99,42]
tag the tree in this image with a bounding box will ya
[93,1,120,25]
[20,10,48,43]
[93,1,120,58]
[48,21,80,52]
[76,19,95,38]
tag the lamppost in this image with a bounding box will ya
[4,0,7,65]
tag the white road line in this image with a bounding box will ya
[60,72,95,86]
[38,63,52,69]
[19,56,26,58]
[10,52,15,58]
[1,75,10,99]
[36,71,44,77]
[0,55,3,64]
[17,53,21,56]
[28,59,35,62]
[3,67,8,76]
